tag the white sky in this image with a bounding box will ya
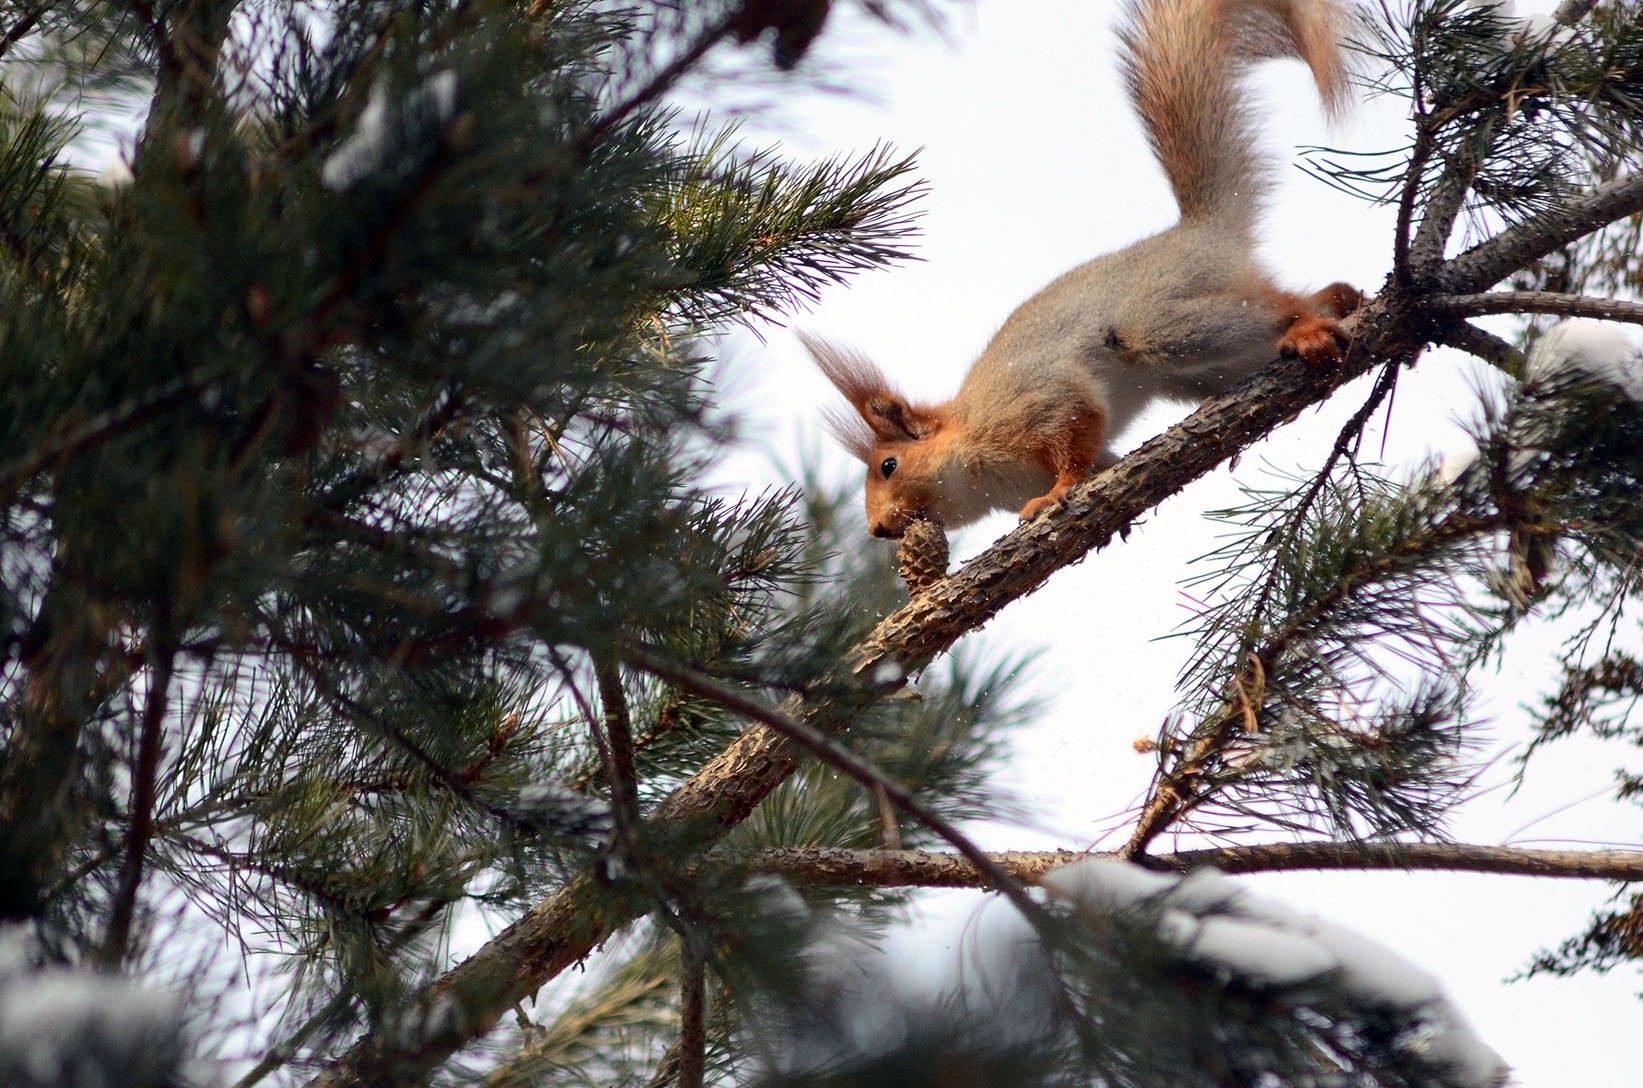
[710,2,1643,1084]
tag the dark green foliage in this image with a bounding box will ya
[0,0,1004,1080]
[1168,346,1643,841]
[1170,467,1489,840]
[1355,0,1643,222]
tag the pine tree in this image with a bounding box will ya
[2,2,1642,1087]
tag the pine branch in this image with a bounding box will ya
[1433,319,1526,376]
[1428,290,1643,325]
[302,295,1425,1088]
[232,898,452,1088]
[1440,169,1643,293]
[1124,505,1503,857]
[731,844,1643,887]
[277,633,532,832]
[623,644,1052,931]
[0,5,42,63]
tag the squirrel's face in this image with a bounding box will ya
[803,334,949,539]
[863,437,946,539]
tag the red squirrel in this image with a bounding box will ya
[809,0,1365,539]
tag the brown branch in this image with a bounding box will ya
[1553,0,1599,23]
[594,658,640,830]
[1410,142,1483,274]
[1428,290,1643,325]
[1440,170,1643,293]
[1434,319,1526,377]
[735,843,1643,888]
[100,636,177,966]
[0,368,223,507]
[0,5,43,61]
[676,939,705,1088]
[1394,123,1435,286]
[567,688,691,793]
[1164,841,1643,879]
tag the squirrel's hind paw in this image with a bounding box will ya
[1279,315,1348,366]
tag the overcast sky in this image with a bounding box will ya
[710,3,1642,1084]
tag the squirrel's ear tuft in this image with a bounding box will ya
[800,332,938,451]
[820,405,874,462]
[864,395,938,442]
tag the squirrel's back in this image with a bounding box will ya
[810,0,1363,537]
[1121,0,1354,233]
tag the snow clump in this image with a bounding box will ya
[0,957,186,1088]
[322,70,459,190]
[1041,858,1511,1088]
[1527,318,1643,401]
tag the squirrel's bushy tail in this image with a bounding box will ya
[1119,0,1354,231]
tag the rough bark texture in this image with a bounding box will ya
[1438,170,1643,294]
[1429,291,1643,325]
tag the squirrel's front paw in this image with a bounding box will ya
[1019,493,1059,522]
[1279,315,1348,366]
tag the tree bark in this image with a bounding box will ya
[735,843,1643,888]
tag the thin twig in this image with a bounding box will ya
[622,643,1056,935]
[676,937,705,1088]
[731,843,1643,887]
[581,14,739,148]
[1122,360,1406,858]
[100,631,178,966]
[0,4,44,62]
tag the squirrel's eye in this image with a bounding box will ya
[880,457,898,479]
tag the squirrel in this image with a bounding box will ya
[808,0,1365,539]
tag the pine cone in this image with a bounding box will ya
[897,518,948,593]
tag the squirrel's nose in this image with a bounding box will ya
[871,521,899,539]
